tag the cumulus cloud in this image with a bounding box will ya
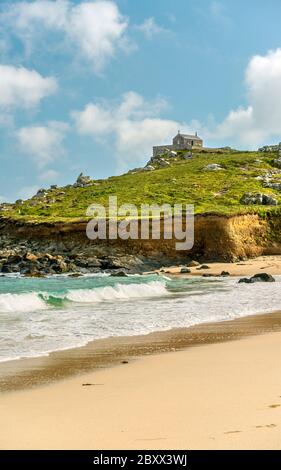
[16,121,69,168]
[2,0,130,72]
[72,91,196,168]
[0,64,57,109]
[209,48,281,147]
[137,17,167,39]
[72,47,281,165]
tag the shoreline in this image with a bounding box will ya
[2,255,281,393]
[2,308,281,393]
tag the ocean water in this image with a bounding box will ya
[0,273,281,363]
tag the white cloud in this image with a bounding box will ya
[0,64,57,109]
[208,48,281,147]
[16,121,68,168]
[73,47,281,163]
[72,91,196,168]
[2,0,130,72]
[137,17,167,39]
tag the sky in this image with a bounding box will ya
[1,0,281,202]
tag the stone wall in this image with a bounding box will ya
[152,145,174,157]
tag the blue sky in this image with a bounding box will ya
[1,0,281,202]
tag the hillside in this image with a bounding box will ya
[2,148,281,223]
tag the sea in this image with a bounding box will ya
[0,273,280,363]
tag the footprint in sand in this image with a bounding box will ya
[268,404,280,408]
[224,430,242,435]
[255,424,277,429]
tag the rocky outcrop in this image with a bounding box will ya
[204,163,223,171]
[240,193,278,206]
[0,212,275,265]
[1,211,281,274]
[258,144,281,152]
[74,173,92,188]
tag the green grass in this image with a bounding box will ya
[3,149,281,222]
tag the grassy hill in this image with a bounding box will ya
[2,149,281,222]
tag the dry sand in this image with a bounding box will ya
[1,330,281,449]
[159,254,281,277]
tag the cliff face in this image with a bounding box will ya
[0,213,278,267]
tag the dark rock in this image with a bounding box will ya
[197,264,210,270]
[1,264,13,273]
[238,277,253,283]
[251,273,275,282]
[110,271,128,277]
[238,273,275,283]
[180,267,191,273]
[221,271,230,276]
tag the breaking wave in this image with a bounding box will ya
[0,292,48,313]
[0,281,168,313]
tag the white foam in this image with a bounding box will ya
[65,281,168,303]
[0,292,47,313]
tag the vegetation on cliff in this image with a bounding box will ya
[2,149,281,222]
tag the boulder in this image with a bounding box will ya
[238,277,252,284]
[204,163,223,171]
[167,150,178,158]
[238,273,275,283]
[273,158,281,169]
[221,271,230,277]
[158,159,170,167]
[35,188,47,197]
[182,152,192,160]
[263,181,281,191]
[240,192,278,206]
[197,264,210,270]
[110,271,128,277]
[74,173,92,187]
[251,273,275,282]
[180,267,191,273]
[258,144,279,152]
[143,165,155,172]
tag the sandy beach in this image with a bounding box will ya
[158,254,281,277]
[2,257,281,450]
[1,329,281,450]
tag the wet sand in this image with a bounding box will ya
[1,310,281,393]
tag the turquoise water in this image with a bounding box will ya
[0,273,281,362]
